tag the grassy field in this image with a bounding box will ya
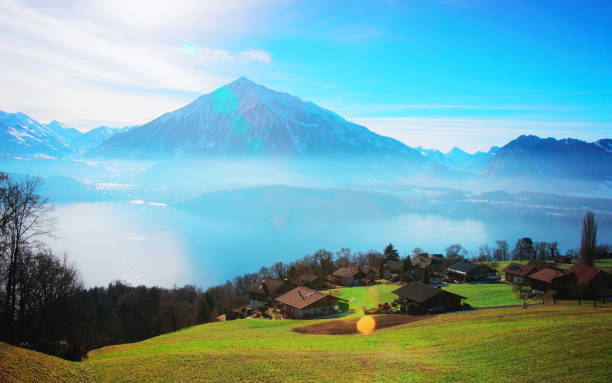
[326,282,528,311]
[2,304,611,383]
[324,284,399,315]
[483,259,612,274]
[442,283,532,307]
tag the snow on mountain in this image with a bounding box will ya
[0,111,75,157]
[90,77,425,165]
[483,135,612,180]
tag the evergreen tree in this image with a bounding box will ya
[580,211,597,267]
[383,243,400,261]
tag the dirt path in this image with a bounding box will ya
[292,314,431,335]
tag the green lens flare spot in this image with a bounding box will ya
[230,115,249,135]
[213,87,239,115]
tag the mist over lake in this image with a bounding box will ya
[49,198,612,288]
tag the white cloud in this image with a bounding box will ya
[241,50,273,64]
[350,116,612,153]
[0,0,273,129]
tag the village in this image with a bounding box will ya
[226,251,612,323]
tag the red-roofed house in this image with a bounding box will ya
[565,264,612,298]
[528,268,576,293]
[503,261,558,285]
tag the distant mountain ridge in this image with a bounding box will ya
[90,77,424,164]
[0,111,74,157]
[0,112,136,157]
[484,135,612,180]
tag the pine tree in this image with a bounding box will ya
[383,243,400,261]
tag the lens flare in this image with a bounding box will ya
[230,115,249,134]
[213,87,239,115]
[356,316,376,335]
[184,43,196,55]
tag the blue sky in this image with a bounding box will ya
[1,0,611,151]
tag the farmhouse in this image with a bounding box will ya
[566,264,612,298]
[528,268,575,294]
[503,261,557,285]
[382,260,404,280]
[447,260,497,282]
[296,273,330,290]
[332,265,376,286]
[247,278,295,308]
[275,286,342,319]
[392,282,465,312]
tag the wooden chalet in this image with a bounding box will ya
[447,260,497,282]
[502,261,558,285]
[565,264,612,298]
[399,268,427,284]
[275,286,343,319]
[247,278,295,309]
[528,268,575,294]
[392,282,465,312]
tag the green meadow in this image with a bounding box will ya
[2,303,610,383]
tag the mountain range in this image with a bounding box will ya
[1,77,611,181]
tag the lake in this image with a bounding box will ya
[47,200,612,288]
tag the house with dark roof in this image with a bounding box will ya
[297,273,330,290]
[275,286,344,319]
[332,265,376,286]
[447,260,497,282]
[392,282,465,312]
[247,279,295,308]
[382,260,404,280]
[503,261,558,285]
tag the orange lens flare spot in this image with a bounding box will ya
[356,316,376,335]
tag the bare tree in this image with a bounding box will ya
[445,244,467,259]
[477,244,492,262]
[580,210,597,267]
[0,175,53,342]
[335,248,351,268]
[494,240,509,261]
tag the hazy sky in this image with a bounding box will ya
[1,0,611,152]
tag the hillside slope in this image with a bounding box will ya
[0,342,90,383]
[3,304,609,382]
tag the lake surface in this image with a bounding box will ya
[49,201,612,288]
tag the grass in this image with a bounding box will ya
[324,284,399,316]
[0,342,90,383]
[442,283,532,307]
[4,303,610,383]
[484,259,612,274]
